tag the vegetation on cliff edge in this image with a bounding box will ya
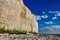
[0,25,38,34]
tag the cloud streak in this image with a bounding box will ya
[45,21,53,24]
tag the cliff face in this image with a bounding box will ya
[0,0,38,33]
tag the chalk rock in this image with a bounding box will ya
[0,0,38,33]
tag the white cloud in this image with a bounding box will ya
[39,25,60,34]
[44,27,53,31]
[36,15,41,20]
[42,12,46,14]
[45,25,60,31]
[45,21,53,24]
[36,15,48,20]
[41,15,48,18]
[52,16,57,20]
[55,13,60,16]
[52,25,60,29]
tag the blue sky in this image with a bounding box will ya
[23,0,60,34]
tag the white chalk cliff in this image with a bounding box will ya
[0,0,38,33]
